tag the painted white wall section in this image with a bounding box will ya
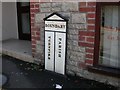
[2,2,18,41]
[1,0,120,2]
[0,2,2,41]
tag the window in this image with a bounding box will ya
[17,2,31,40]
[99,5,119,68]
[91,2,120,77]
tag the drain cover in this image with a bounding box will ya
[0,74,8,87]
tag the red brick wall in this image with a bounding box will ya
[30,1,40,57]
[78,2,96,66]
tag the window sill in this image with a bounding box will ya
[87,65,120,78]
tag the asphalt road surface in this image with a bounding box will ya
[1,55,118,89]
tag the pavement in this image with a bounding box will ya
[2,39,34,63]
[1,55,118,89]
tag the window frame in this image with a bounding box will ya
[88,2,120,78]
[17,2,31,41]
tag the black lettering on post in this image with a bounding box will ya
[48,36,51,60]
[58,38,62,58]
[45,24,49,27]
[45,23,65,29]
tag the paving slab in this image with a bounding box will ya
[2,39,34,63]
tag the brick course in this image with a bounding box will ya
[30,2,40,56]
[78,2,96,67]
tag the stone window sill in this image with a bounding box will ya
[87,65,120,78]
